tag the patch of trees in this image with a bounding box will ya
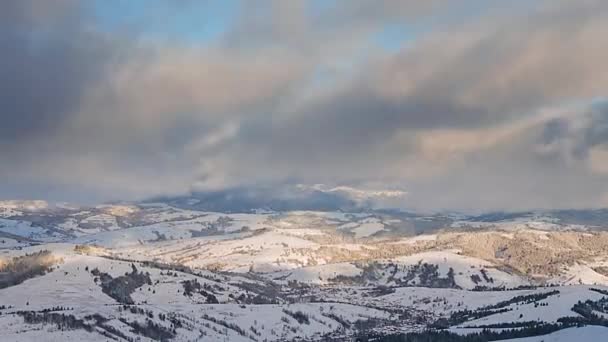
[201,313,248,336]
[471,285,539,292]
[353,318,386,332]
[95,320,132,341]
[480,269,493,283]
[286,279,311,289]
[112,307,181,341]
[17,310,128,341]
[470,270,495,286]
[444,290,560,326]
[368,285,396,297]
[484,290,559,310]
[91,264,151,304]
[396,263,458,289]
[282,309,310,324]
[73,244,94,254]
[181,279,219,304]
[234,281,282,304]
[568,297,608,326]
[356,322,574,342]
[18,311,94,332]
[235,292,278,305]
[17,307,177,341]
[322,312,351,329]
[446,308,511,326]
[139,259,229,286]
[330,274,366,285]
[39,306,73,312]
[120,304,157,319]
[190,216,235,237]
[119,317,175,341]
[331,261,459,289]
[327,261,386,286]
[0,250,58,289]
[590,288,608,296]
[466,321,548,329]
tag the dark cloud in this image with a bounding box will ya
[0,1,123,145]
[541,119,569,145]
[236,87,490,171]
[532,101,608,162]
[584,102,608,149]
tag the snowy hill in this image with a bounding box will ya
[2,200,608,341]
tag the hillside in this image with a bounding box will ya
[2,201,608,341]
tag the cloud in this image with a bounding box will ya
[1,0,608,211]
[589,147,608,175]
[0,1,121,144]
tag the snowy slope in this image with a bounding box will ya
[2,201,608,341]
[503,326,608,341]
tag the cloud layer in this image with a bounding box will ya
[1,0,608,211]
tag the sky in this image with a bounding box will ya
[1,0,608,212]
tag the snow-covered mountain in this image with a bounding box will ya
[2,199,608,341]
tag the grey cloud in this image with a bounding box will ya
[240,0,608,151]
[222,0,608,169]
[0,0,308,200]
[569,102,608,159]
[584,102,608,148]
[541,119,569,145]
[235,87,488,171]
[532,101,608,161]
[0,1,124,145]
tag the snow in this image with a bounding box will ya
[0,200,49,212]
[70,213,271,248]
[0,237,28,249]
[275,228,327,237]
[462,286,606,326]
[556,264,608,286]
[0,315,107,342]
[56,218,80,232]
[278,210,368,220]
[0,219,41,237]
[104,229,321,273]
[339,217,385,238]
[390,251,529,289]
[0,218,61,241]
[401,234,438,244]
[352,222,385,238]
[0,243,399,341]
[503,326,608,341]
[2,206,608,341]
[96,204,139,217]
[270,262,363,285]
[78,214,121,230]
[0,207,21,218]
[451,219,579,232]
